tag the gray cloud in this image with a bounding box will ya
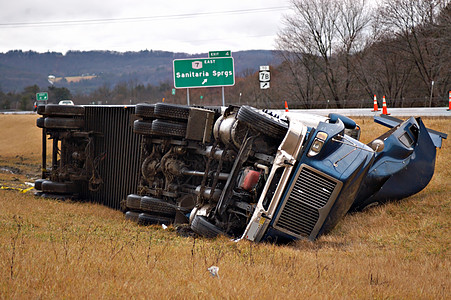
[0,0,290,54]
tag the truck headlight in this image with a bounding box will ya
[308,132,328,157]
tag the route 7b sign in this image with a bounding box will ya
[259,66,270,89]
[173,57,235,88]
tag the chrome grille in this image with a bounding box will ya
[274,165,340,238]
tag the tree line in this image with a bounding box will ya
[275,0,450,109]
[0,85,71,110]
[1,0,449,111]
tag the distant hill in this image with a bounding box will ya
[0,50,282,94]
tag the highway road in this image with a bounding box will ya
[2,106,450,117]
[275,107,451,117]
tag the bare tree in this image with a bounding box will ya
[276,51,324,108]
[276,0,371,107]
[379,0,451,102]
[91,83,112,104]
[435,3,451,97]
[335,0,372,100]
[372,39,414,106]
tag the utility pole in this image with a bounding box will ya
[429,81,434,107]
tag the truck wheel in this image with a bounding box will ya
[34,179,46,190]
[124,211,140,222]
[37,105,47,115]
[140,196,176,217]
[126,194,142,211]
[137,213,174,226]
[44,117,84,129]
[237,106,288,140]
[151,119,186,137]
[36,117,45,128]
[154,103,190,120]
[41,180,78,194]
[45,104,85,116]
[135,103,155,119]
[190,215,225,238]
[133,120,153,135]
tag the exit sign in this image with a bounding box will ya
[209,50,232,58]
[36,92,48,101]
[173,57,235,88]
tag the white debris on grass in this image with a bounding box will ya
[208,266,219,278]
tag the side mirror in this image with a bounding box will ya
[369,139,385,152]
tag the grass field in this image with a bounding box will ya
[0,114,449,298]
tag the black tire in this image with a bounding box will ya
[41,180,78,194]
[38,193,74,201]
[37,105,47,115]
[151,119,186,137]
[133,120,153,135]
[126,194,142,211]
[137,213,174,226]
[176,224,197,237]
[36,117,45,128]
[44,117,84,129]
[124,211,140,222]
[237,106,288,140]
[140,196,176,217]
[154,103,190,121]
[190,215,225,238]
[34,178,46,190]
[135,103,155,119]
[45,104,85,116]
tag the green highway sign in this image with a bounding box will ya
[173,57,235,88]
[36,92,48,101]
[208,50,232,58]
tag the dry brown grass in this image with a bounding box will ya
[0,115,449,299]
[0,114,51,189]
[0,114,43,160]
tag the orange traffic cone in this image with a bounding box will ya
[284,101,289,112]
[372,94,380,111]
[448,91,451,111]
[382,96,390,115]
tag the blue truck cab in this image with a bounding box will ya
[242,114,375,242]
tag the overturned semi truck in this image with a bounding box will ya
[34,103,446,242]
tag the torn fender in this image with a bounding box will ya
[351,117,444,211]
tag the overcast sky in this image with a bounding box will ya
[0,0,291,54]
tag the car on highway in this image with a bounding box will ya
[58,100,74,105]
